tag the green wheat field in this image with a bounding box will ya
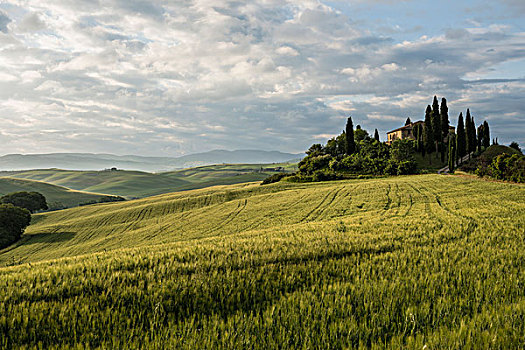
[1,174,524,349]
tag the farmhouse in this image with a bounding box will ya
[386,120,455,145]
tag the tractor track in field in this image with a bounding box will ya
[204,199,248,234]
[381,183,393,215]
[300,186,345,222]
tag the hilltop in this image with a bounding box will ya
[0,163,296,198]
[0,150,303,172]
[0,177,113,209]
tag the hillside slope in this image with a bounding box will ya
[1,175,524,348]
[0,150,302,171]
[0,177,112,209]
[0,164,293,198]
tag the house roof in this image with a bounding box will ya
[387,120,455,134]
[387,120,422,134]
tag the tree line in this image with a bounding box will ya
[0,192,48,250]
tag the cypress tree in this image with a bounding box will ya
[424,105,434,163]
[431,96,441,157]
[470,114,477,156]
[456,112,466,162]
[414,124,421,153]
[483,121,490,149]
[374,129,380,142]
[345,117,356,155]
[440,97,449,142]
[405,117,412,126]
[477,124,483,153]
[448,134,456,173]
[465,109,475,158]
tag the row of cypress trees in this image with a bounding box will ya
[412,96,490,167]
[412,96,451,164]
[449,111,490,170]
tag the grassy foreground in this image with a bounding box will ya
[1,175,524,348]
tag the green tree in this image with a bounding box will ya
[465,109,476,159]
[456,112,466,162]
[440,97,449,142]
[431,96,441,157]
[0,204,31,249]
[424,105,434,163]
[414,123,424,156]
[354,128,369,144]
[483,121,490,149]
[1,191,48,213]
[374,129,380,142]
[509,142,521,153]
[405,117,412,126]
[448,134,456,173]
[345,117,356,155]
[477,124,483,153]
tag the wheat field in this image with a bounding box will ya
[1,174,524,349]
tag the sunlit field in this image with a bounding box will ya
[1,174,524,349]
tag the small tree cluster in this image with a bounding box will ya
[476,153,525,183]
[0,191,47,249]
[0,204,31,249]
[1,191,48,213]
[296,118,417,181]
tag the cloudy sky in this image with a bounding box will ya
[0,0,523,156]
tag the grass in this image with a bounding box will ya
[0,177,111,209]
[0,163,295,198]
[0,174,524,348]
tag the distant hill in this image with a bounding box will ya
[0,150,303,171]
[0,177,111,209]
[0,163,297,199]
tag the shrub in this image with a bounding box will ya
[261,173,289,185]
[0,204,31,249]
[1,191,48,213]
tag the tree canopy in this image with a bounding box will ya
[345,117,356,155]
[0,204,31,249]
[1,191,48,213]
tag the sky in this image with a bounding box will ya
[0,0,523,156]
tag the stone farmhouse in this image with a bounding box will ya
[386,120,455,145]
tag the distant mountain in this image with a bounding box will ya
[0,150,303,171]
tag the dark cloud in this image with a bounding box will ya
[0,11,11,33]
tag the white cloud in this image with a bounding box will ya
[0,0,523,155]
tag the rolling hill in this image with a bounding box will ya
[0,163,296,198]
[0,150,303,172]
[1,175,524,348]
[0,177,114,209]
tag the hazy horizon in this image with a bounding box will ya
[0,0,524,157]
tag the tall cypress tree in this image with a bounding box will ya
[424,105,434,163]
[374,129,380,142]
[440,97,449,142]
[345,117,355,155]
[456,112,466,161]
[465,109,475,158]
[405,117,412,126]
[470,114,477,156]
[414,124,421,153]
[483,120,490,149]
[448,134,456,173]
[432,96,441,157]
[477,124,483,153]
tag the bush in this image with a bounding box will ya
[1,191,48,213]
[477,153,525,183]
[261,173,289,185]
[0,204,31,249]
